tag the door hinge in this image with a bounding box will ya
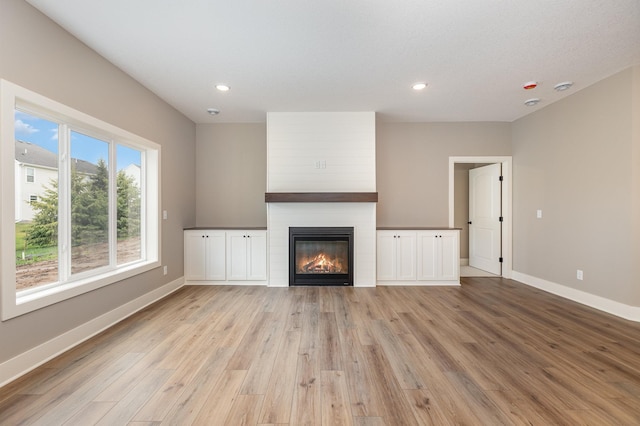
[499,175,504,181]
[499,257,503,263]
[499,216,503,222]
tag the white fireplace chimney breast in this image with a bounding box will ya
[267,112,375,192]
[266,112,377,287]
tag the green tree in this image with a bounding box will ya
[26,158,140,247]
[117,170,141,238]
[91,158,109,192]
[25,179,59,247]
[71,161,108,246]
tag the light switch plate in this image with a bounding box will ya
[536,209,542,219]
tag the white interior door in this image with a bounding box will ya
[469,163,502,275]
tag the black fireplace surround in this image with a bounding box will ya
[289,227,354,286]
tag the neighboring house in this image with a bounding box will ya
[14,140,97,222]
[122,163,141,189]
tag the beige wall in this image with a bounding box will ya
[0,0,196,363]
[194,122,512,229]
[376,122,512,227]
[512,67,638,306]
[196,123,267,227]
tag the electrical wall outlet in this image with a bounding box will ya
[536,209,542,219]
[576,269,583,280]
[163,210,168,220]
[163,265,168,275]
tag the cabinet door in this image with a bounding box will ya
[205,232,226,280]
[227,232,248,280]
[246,232,267,280]
[439,231,459,281]
[376,232,397,281]
[395,231,417,281]
[184,231,207,281]
[417,232,438,280]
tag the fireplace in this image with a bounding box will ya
[289,227,354,286]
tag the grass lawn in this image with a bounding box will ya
[15,222,57,266]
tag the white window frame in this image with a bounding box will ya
[29,194,37,204]
[1,79,161,320]
[26,167,34,183]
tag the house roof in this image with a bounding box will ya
[15,140,98,175]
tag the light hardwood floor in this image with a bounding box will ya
[2,278,640,425]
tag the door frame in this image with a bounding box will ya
[448,156,512,279]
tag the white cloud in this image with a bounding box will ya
[14,119,39,135]
[50,128,59,141]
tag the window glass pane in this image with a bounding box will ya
[70,131,110,275]
[116,144,142,264]
[14,110,59,291]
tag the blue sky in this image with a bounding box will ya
[15,110,141,170]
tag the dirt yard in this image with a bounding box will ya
[15,237,141,291]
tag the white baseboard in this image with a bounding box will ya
[0,277,184,388]
[512,271,640,322]
[377,281,460,287]
[185,280,267,286]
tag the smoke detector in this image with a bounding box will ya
[554,81,573,91]
[524,98,540,107]
[523,81,538,90]
[207,108,220,115]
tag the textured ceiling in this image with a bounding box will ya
[24,0,640,123]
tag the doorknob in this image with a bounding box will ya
[468,221,472,225]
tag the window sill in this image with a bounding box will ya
[3,260,160,321]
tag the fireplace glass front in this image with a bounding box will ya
[289,227,354,286]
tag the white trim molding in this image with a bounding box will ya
[0,277,184,388]
[512,271,640,322]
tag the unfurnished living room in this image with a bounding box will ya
[1,0,640,424]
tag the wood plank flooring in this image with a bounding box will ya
[2,277,640,425]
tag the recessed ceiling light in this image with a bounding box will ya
[554,81,573,91]
[412,82,427,90]
[215,84,230,92]
[207,108,220,115]
[524,98,540,107]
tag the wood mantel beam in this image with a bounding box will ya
[265,192,378,203]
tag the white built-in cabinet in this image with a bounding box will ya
[416,231,459,281]
[377,229,460,285]
[376,231,417,281]
[184,229,267,284]
[184,230,226,281]
[227,231,268,281]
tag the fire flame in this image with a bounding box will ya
[298,252,345,274]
